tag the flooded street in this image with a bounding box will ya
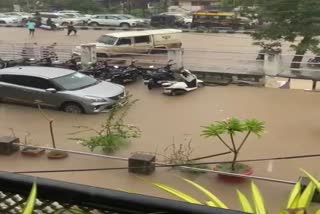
[0,83,320,212]
[0,28,319,212]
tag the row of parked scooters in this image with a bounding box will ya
[0,57,204,96]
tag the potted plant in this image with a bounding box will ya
[202,118,265,182]
[21,132,45,157]
[36,103,68,159]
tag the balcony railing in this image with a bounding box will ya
[0,172,244,214]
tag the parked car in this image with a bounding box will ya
[3,12,31,23]
[150,15,184,28]
[73,29,182,58]
[32,12,84,26]
[159,12,192,26]
[88,14,142,27]
[116,14,150,26]
[0,14,20,24]
[0,66,126,113]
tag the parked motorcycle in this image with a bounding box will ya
[104,60,142,84]
[143,60,176,89]
[162,69,204,96]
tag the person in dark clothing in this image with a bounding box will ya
[67,22,77,36]
[46,18,56,30]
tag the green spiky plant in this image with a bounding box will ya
[202,118,265,172]
[151,169,320,214]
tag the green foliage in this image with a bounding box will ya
[22,183,37,214]
[152,172,318,214]
[249,0,320,67]
[202,118,265,172]
[81,134,127,154]
[71,94,140,154]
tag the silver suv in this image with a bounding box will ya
[0,66,125,113]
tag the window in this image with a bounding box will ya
[116,38,132,46]
[0,75,55,89]
[134,36,150,44]
[52,72,97,90]
[96,15,106,19]
[97,35,117,45]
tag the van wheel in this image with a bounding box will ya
[61,22,69,26]
[120,23,130,28]
[62,102,84,114]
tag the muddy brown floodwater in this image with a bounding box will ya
[0,28,319,213]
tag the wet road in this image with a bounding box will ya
[0,82,320,212]
[0,28,319,212]
[0,28,299,74]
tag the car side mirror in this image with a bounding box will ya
[46,88,56,93]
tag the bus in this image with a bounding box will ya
[191,11,242,29]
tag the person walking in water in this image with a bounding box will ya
[27,19,36,37]
[67,22,77,36]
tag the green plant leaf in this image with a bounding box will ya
[22,182,37,214]
[244,119,265,137]
[297,180,316,208]
[182,178,227,208]
[251,182,266,214]
[152,182,202,204]
[290,192,301,209]
[286,180,301,209]
[301,169,320,191]
[237,190,254,213]
[206,201,217,207]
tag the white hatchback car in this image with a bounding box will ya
[0,14,20,24]
[88,14,140,27]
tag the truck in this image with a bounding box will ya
[73,29,182,58]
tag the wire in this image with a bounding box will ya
[13,153,320,174]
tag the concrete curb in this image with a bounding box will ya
[0,24,254,34]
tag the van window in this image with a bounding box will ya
[97,35,117,45]
[116,38,132,46]
[134,36,150,44]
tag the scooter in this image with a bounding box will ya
[162,69,204,96]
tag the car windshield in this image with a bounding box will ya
[52,72,98,90]
[97,35,117,45]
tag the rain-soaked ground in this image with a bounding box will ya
[0,28,319,212]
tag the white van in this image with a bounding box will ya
[73,29,182,58]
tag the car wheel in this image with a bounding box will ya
[62,102,84,114]
[120,23,130,28]
[89,22,99,27]
[61,22,69,26]
[170,90,176,96]
[0,21,6,24]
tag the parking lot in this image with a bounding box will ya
[0,27,319,212]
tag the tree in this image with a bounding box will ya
[251,0,320,70]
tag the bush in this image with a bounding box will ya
[71,94,141,154]
[81,134,127,154]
